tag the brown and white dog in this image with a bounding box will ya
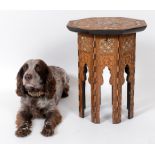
[15,59,69,137]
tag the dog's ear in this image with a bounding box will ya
[45,68,56,99]
[16,64,27,97]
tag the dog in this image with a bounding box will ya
[15,59,69,137]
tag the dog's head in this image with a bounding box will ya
[16,59,56,98]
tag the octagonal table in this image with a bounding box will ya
[67,17,147,124]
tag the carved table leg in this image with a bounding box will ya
[128,63,135,119]
[78,33,94,119]
[90,36,101,124]
[125,64,135,119]
[112,83,118,123]
[121,34,136,119]
[112,74,122,124]
[111,62,121,124]
[91,72,101,124]
[128,35,135,119]
[112,39,126,124]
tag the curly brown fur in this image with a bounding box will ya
[15,111,32,137]
[16,63,28,97]
[34,60,56,99]
[45,68,56,99]
[15,59,69,137]
[41,110,62,137]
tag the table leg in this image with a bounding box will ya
[128,63,135,119]
[112,81,122,124]
[112,62,124,124]
[91,77,101,124]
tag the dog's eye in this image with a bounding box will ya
[35,64,40,72]
[23,64,28,72]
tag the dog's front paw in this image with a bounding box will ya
[41,124,54,137]
[15,125,31,137]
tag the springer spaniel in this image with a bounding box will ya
[15,59,69,137]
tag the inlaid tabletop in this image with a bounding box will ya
[67,17,147,35]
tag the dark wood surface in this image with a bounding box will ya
[67,17,147,35]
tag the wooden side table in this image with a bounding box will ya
[67,17,147,124]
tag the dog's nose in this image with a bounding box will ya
[28,86,35,91]
[25,73,32,81]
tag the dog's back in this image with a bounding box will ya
[49,66,69,103]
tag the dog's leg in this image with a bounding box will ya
[41,109,62,137]
[15,111,32,137]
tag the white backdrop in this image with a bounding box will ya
[0,11,155,143]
